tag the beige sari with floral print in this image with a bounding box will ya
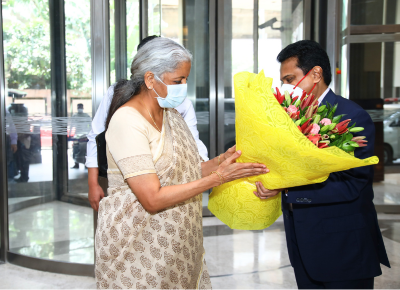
[95,107,211,289]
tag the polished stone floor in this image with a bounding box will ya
[1,213,400,289]
[8,201,94,263]
[373,173,400,205]
[2,169,400,288]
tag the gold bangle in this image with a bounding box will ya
[210,171,225,185]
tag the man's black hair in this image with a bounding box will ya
[277,40,332,86]
[137,35,159,50]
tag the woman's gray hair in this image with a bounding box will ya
[130,37,192,82]
[105,37,192,129]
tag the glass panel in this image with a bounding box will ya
[110,0,140,82]
[65,0,92,196]
[348,42,400,206]
[351,0,400,25]
[223,0,304,151]
[259,0,304,91]
[221,0,254,152]
[109,0,116,84]
[342,0,348,31]
[149,0,161,36]
[3,0,93,263]
[126,0,140,77]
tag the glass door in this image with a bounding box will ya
[219,0,307,152]
[340,0,400,212]
[2,0,94,266]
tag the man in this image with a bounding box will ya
[255,40,389,288]
[5,110,18,182]
[71,103,91,169]
[86,36,208,211]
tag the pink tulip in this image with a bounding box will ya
[320,118,332,126]
[287,105,298,114]
[310,124,320,135]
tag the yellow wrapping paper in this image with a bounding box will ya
[208,71,379,230]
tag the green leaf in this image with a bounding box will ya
[344,133,353,143]
[317,105,326,113]
[332,114,344,124]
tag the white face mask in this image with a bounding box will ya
[280,70,316,98]
[77,108,84,113]
[153,76,187,108]
[280,84,305,99]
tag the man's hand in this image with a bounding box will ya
[11,144,17,153]
[88,167,104,211]
[254,181,282,199]
[89,182,105,211]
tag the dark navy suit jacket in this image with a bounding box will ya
[282,89,390,282]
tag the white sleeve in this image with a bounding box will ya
[85,85,115,167]
[175,98,209,161]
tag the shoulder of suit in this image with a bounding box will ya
[330,91,368,116]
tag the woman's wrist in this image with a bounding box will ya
[208,172,222,187]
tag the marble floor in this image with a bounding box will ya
[1,213,399,289]
[8,201,94,263]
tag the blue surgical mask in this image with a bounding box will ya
[153,75,187,108]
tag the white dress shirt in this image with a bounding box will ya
[317,88,331,105]
[85,85,209,168]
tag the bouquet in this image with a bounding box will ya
[208,71,378,231]
[273,88,368,152]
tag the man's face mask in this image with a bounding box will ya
[280,70,317,98]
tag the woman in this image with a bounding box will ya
[95,37,269,289]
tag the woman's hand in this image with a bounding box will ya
[254,181,282,199]
[220,145,236,163]
[217,150,268,183]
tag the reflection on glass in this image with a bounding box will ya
[351,0,400,25]
[224,0,304,151]
[3,0,94,263]
[65,0,92,195]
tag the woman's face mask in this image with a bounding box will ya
[153,75,187,108]
[280,70,316,98]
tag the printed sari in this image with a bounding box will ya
[95,107,211,289]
